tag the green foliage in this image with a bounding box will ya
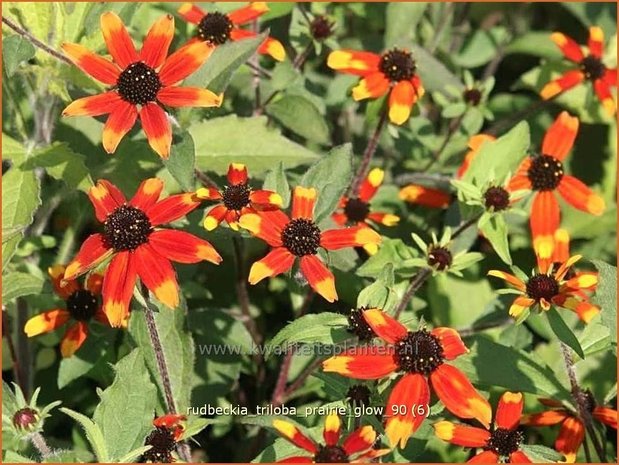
[592,260,617,346]
[2,35,36,76]
[266,95,330,144]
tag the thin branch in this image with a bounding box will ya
[194,168,219,189]
[2,17,71,65]
[270,350,294,406]
[282,357,323,401]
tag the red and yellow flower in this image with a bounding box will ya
[522,396,617,463]
[240,187,381,302]
[272,412,388,463]
[489,255,599,323]
[195,163,282,231]
[434,391,532,463]
[143,414,187,463]
[24,265,109,357]
[64,178,222,327]
[399,184,452,209]
[507,112,605,262]
[62,12,222,158]
[178,2,285,61]
[541,27,617,115]
[327,48,425,125]
[323,308,491,448]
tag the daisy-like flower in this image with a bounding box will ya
[522,394,617,463]
[142,414,186,463]
[488,255,599,323]
[177,2,285,61]
[327,48,425,125]
[434,391,533,463]
[272,412,388,463]
[24,265,109,357]
[62,12,222,158]
[541,27,617,115]
[63,178,222,327]
[239,186,381,302]
[332,168,399,254]
[398,184,452,209]
[195,163,282,231]
[323,308,492,448]
[507,112,605,262]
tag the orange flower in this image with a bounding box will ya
[195,163,282,231]
[24,265,108,357]
[541,27,617,115]
[239,186,381,302]
[272,412,388,463]
[178,2,285,61]
[489,255,600,323]
[64,179,222,327]
[327,48,424,125]
[399,184,452,208]
[143,414,187,462]
[434,391,533,463]
[507,112,605,262]
[62,12,222,158]
[522,396,617,463]
[323,308,491,449]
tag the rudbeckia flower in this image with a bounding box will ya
[142,414,186,463]
[399,184,452,209]
[323,308,492,448]
[488,255,599,323]
[177,2,285,61]
[327,48,425,125]
[195,163,282,231]
[239,186,381,302]
[541,27,617,115]
[62,12,222,158]
[24,265,108,357]
[434,391,532,463]
[522,395,617,463]
[332,168,399,254]
[507,112,605,262]
[272,412,388,463]
[64,178,222,327]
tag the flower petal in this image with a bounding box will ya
[140,14,175,69]
[433,421,491,447]
[60,322,89,357]
[134,244,179,309]
[203,204,228,231]
[146,193,202,226]
[86,273,104,296]
[399,185,451,208]
[227,163,248,185]
[100,12,139,68]
[140,103,171,159]
[177,3,206,24]
[102,251,138,327]
[565,271,598,290]
[495,391,523,430]
[588,26,604,58]
[432,327,468,360]
[540,70,585,100]
[521,409,569,426]
[62,92,123,117]
[228,2,269,24]
[24,309,70,337]
[159,41,214,86]
[367,212,400,226]
[291,186,317,220]
[259,36,286,61]
[88,180,127,222]
[352,72,390,100]
[48,264,79,299]
[248,247,295,284]
[64,234,113,281]
[603,67,617,87]
[550,228,571,263]
[278,456,313,463]
[385,373,431,449]
[320,226,381,251]
[388,80,417,125]
[509,451,532,463]
[249,190,283,209]
[102,100,138,154]
[531,191,560,262]
[322,348,398,379]
[327,50,381,76]
[542,111,579,161]
[558,175,605,216]
[468,450,499,463]
[149,229,222,265]
[551,32,584,62]
[362,308,408,344]
[487,270,526,291]
[157,86,223,108]
[272,420,317,454]
[342,425,377,455]
[592,406,617,429]
[129,178,163,211]
[358,168,384,201]
[555,417,585,463]
[509,296,535,319]
[323,413,341,446]
[61,43,120,84]
[239,211,287,247]
[552,295,600,323]
[593,78,616,115]
[300,255,337,302]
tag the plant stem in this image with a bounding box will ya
[194,168,218,189]
[282,357,323,400]
[2,17,71,65]
[2,310,26,392]
[29,432,52,460]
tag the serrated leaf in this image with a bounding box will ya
[163,131,196,191]
[60,408,109,463]
[266,95,330,144]
[520,444,564,463]
[2,35,36,77]
[1,272,45,302]
[546,307,585,359]
[592,260,617,345]
[263,162,290,208]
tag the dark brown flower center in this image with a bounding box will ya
[484,186,510,211]
[310,15,335,41]
[463,88,482,106]
[427,246,452,270]
[343,197,370,223]
[281,218,321,256]
[12,408,38,430]
[484,427,524,457]
[103,205,152,252]
[198,12,233,45]
[222,183,251,211]
[116,62,161,105]
[347,307,376,341]
[379,48,416,82]
[526,274,559,302]
[346,385,372,408]
[66,290,98,322]
[580,55,606,81]
[527,155,564,191]
[142,427,176,463]
[314,445,349,463]
[394,329,444,374]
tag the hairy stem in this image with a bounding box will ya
[29,432,53,461]
[2,17,71,65]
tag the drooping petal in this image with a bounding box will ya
[367,212,400,226]
[555,417,585,463]
[60,322,88,357]
[133,244,179,309]
[157,86,223,108]
[530,191,560,262]
[159,41,214,86]
[564,272,598,291]
[322,347,398,379]
[342,425,377,455]
[146,193,202,226]
[140,103,172,159]
[177,3,206,24]
[291,186,317,220]
[48,264,79,299]
[432,327,468,360]
[203,204,228,231]
[430,364,492,428]
[509,451,532,463]
[129,178,163,211]
[259,36,286,61]
[509,296,535,319]
[388,80,416,125]
[247,247,295,284]
[593,78,616,115]
[542,111,579,161]
[100,12,139,68]
[102,100,138,154]
[327,50,381,76]
[140,14,175,68]
[550,32,585,62]
[64,234,113,281]
[62,92,123,117]
[358,168,384,201]
[398,185,451,208]
[551,228,571,263]
[278,456,312,463]
[272,420,318,454]
[227,163,248,185]
[495,392,524,430]
[384,374,431,449]
[361,308,408,343]
[352,72,390,101]
[300,255,337,302]
[149,229,222,265]
[507,158,533,192]
[249,190,283,209]
[603,67,617,87]
[61,43,120,84]
[587,26,604,59]
[540,70,585,100]
[102,251,138,327]
[24,309,70,337]
[433,421,490,447]
[557,175,605,216]
[592,406,617,429]
[323,413,341,446]
[320,226,381,251]
[228,2,269,24]
[468,451,499,463]
[487,270,526,291]
[552,295,600,323]
[239,211,288,247]
[521,409,569,426]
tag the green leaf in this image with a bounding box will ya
[163,131,196,191]
[266,95,330,144]
[479,214,512,264]
[60,407,109,463]
[453,27,509,68]
[191,115,319,175]
[117,446,152,463]
[357,264,398,312]
[263,162,291,208]
[300,144,353,223]
[428,274,494,327]
[504,32,563,60]
[357,239,417,278]
[2,35,36,77]
[2,381,19,414]
[1,272,45,302]
[520,444,564,463]
[2,134,26,164]
[58,332,114,389]
[384,3,427,47]
[546,307,585,359]
[592,260,617,345]
[92,349,158,461]
[411,44,464,93]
